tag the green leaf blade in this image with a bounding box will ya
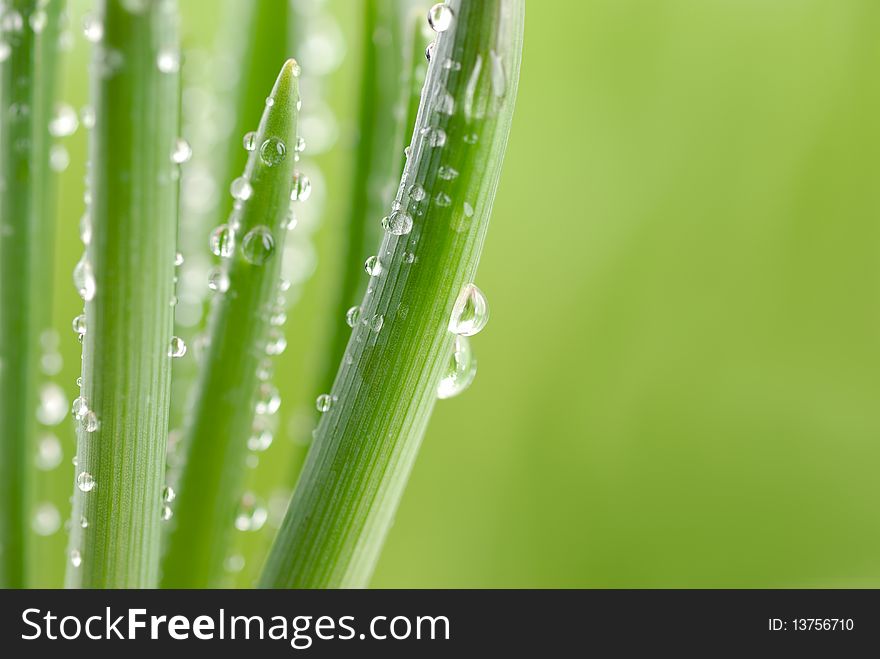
[261,0,525,589]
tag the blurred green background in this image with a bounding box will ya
[31,0,880,587]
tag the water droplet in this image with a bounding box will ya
[37,383,67,427]
[265,96,274,107]
[73,255,96,301]
[438,165,459,180]
[49,103,79,137]
[163,485,176,502]
[171,137,191,164]
[364,255,382,276]
[294,136,306,152]
[207,267,229,293]
[425,41,435,61]
[76,472,95,493]
[82,14,103,42]
[168,336,187,358]
[255,383,281,415]
[32,502,60,536]
[35,434,62,470]
[235,494,268,532]
[174,251,184,267]
[72,396,89,420]
[345,306,361,327]
[29,11,46,33]
[259,137,286,166]
[69,549,82,568]
[72,313,87,336]
[243,131,257,151]
[435,192,452,207]
[316,394,333,413]
[161,504,173,521]
[428,3,454,32]
[242,225,275,265]
[436,90,455,115]
[381,210,413,236]
[421,126,446,147]
[290,171,311,201]
[209,224,235,258]
[449,283,489,336]
[157,50,180,73]
[0,42,10,63]
[369,314,384,332]
[408,184,426,201]
[264,328,287,356]
[437,335,477,399]
[403,251,416,264]
[80,516,88,529]
[463,132,479,145]
[230,176,253,201]
[247,426,273,452]
[83,410,100,433]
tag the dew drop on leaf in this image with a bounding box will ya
[364,255,382,276]
[242,225,275,265]
[437,335,477,399]
[76,472,95,493]
[243,131,257,151]
[170,137,191,164]
[345,306,361,327]
[230,176,253,201]
[209,224,235,258]
[428,3,454,32]
[259,137,287,167]
[316,394,333,413]
[449,283,489,336]
[168,336,187,358]
[381,210,413,236]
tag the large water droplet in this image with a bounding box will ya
[290,171,311,201]
[163,485,176,502]
[243,131,257,151]
[437,335,477,399]
[209,224,235,258]
[69,549,83,568]
[76,472,95,493]
[72,314,86,336]
[230,176,253,201]
[259,137,286,167]
[428,3,455,32]
[171,137,191,164]
[168,336,187,358]
[242,225,275,265]
[364,255,382,276]
[315,394,333,413]
[381,211,413,236]
[449,283,489,336]
[73,255,96,301]
[408,184,426,201]
[234,492,267,531]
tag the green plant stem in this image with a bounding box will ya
[0,0,64,589]
[161,60,300,588]
[65,0,180,588]
[261,0,524,588]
